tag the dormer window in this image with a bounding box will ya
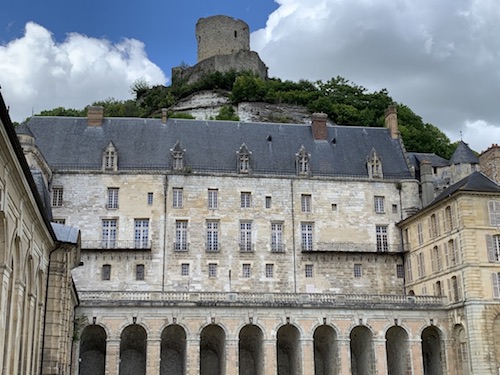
[367,148,383,179]
[296,145,310,176]
[170,141,185,171]
[102,142,118,172]
[237,143,251,174]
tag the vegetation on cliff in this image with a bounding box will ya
[37,71,457,158]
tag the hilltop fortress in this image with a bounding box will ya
[171,15,268,86]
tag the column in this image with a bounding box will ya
[409,338,424,375]
[225,338,239,375]
[338,338,351,375]
[301,338,314,375]
[105,339,120,375]
[185,338,200,375]
[373,338,387,375]
[263,339,277,375]
[147,338,161,374]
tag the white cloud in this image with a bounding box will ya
[252,0,500,153]
[0,22,166,122]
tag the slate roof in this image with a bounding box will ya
[450,140,479,165]
[21,116,413,179]
[51,222,80,244]
[432,171,500,204]
[407,152,449,170]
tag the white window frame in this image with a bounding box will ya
[374,196,385,213]
[102,219,117,248]
[376,225,388,252]
[354,264,362,278]
[265,264,274,278]
[208,263,217,278]
[52,187,63,207]
[208,189,218,209]
[181,263,190,276]
[305,264,313,278]
[175,220,188,251]
[301,222,314,251]
[242,264,251,278]
[206,221,219,252]
[271,222,284,252]
[134,219,149,249]
[107,188,119,209]
[241,192,251,208]
[173,188,183,208]
[239,222,252,252]
[301,194,312,213]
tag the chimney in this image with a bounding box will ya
[311,112,328,140]
[161,108,168,124]
[420,160,435,206]
[384,105,399,139]
[87,106,104,127]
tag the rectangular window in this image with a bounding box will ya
[136,264,145,280]
[301,222,314,251]
[430,214,439,238]
[265,264,274,278]
[173,188,183,208]
[449,239,459,265]
[354,264,362,277]
[392,204,398,214]
[239,222,252,252]
[147,192,153,205]
[242,264,251,278]
[445,205,453,231]
[107,188,119,209]
[376,225,388,252]
[102,219,117,248]
[374,196,385,213]
[265,196,272,209]
[492,273,500,299]
[208,189,218,209]
[301,194,312,213]
[102,264,111,280]
[396,264,404,278]
[417,222,424,245]
[208,263,217,278]
[487,235,500,262]
[489,201,500,226]
[175,220,188,251]
[331,203,337,211]
[134,219,149,248]
[52,187,63,207]
[271,222,284,252]
[241,192,251,208]
[305,264,313,278]
[181,263,190,276]
[206,221,219,252]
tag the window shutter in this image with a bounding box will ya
[492,273,500,299]
[431,249,436,272]
[487,235,495,262]
[457,275,462,301]
[444,242,450,267]
[447,279,452,301]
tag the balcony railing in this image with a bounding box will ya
[81,240,151,250]
[302,242,403,253]
[239,243,254,252]
[78,290,446,309]
[206,242,220,252]
[174,242,189,252]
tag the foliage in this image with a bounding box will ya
[38,107,86,117]
[168,112,195,119]
[215,106,239,121]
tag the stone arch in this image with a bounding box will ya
[421,326,444,375]
[200,324,226,375]
[452,324,469,375]
[386,325,411,375]
[313,324,338,375]
[350,325,375,375]
[239,324,263,375]
[79,325,107,375]
[18,256,35,374]
[160,324,186,375]
[277,324,301,375]
[119,324,147,375]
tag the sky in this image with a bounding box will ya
[0,0,498,154]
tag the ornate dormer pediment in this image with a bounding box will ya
[296,145,310,176]
[102,142,118,172]
[237,143,251,174]
[367,148,383,179]
[170,141,185,171]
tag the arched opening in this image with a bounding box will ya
[200,324,225,375]
[79,325,107,375]
[160,324,186,375]
[314,325,337,375]
[350,326,374,375]
[422,326,443,375]
[277,324,301,375]
[119,325,147,375]
[386,326,411,375]
[239,324,263,375]
[453,325,469,375]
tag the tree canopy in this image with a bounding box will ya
[35,71,458,158]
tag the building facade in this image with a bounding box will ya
[0,91,81,375]
[16,104,489,374]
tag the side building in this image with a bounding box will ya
[0,91,81,375]
[16,105,462,375]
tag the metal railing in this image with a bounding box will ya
[302,242,403,253]
[81,240,151,250]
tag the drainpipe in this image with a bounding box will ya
[290,179,297,293]
[162,175,169,293]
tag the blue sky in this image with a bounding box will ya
[1,0,500,154]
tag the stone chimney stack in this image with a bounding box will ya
[161,108,168,124]
[384,105,399,139]
[87,106,104,127]
[420,160,435,206]
[311,112,328,141]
